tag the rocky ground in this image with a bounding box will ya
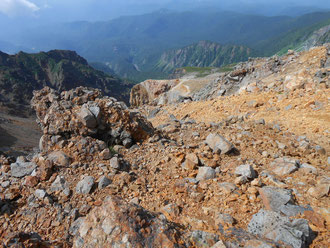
[0,45,329,247]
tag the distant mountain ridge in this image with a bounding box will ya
[155,41,254,73]
[2,10,330,81]
[0,50,131,114]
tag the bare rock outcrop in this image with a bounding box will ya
[32,87,154,151]
[73,196,186,247]
[130,79,179,106]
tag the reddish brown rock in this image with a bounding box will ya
[184,153,200,170]
[24,176,39,187]
[73,196,186,247]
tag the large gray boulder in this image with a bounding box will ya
[10,157,37,178]
[248,209,313,248]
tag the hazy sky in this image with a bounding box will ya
[1,0,329,20]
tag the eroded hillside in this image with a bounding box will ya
[0,46,329,247]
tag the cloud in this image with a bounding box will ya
[0,0,39,17]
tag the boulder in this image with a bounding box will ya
[10,159,37,178]
[109,157,121,170]
[235,164,256,179]
[47,151,71,167]
[184,153,200,170]
[98,176,111,189]
[73,196,186,247]
[77,105,98,128]
[248,209,313,248]
[269,157,299,176]
[196,167,216,181]
[205,133,234,154]
[76,176,95,194]
[130,79,178,107]
[50,175,70,194]
[31,87,154,145]
[259,186,294,213]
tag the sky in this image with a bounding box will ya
[0,0,329,20]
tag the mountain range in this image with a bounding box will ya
[155,41,254,73]
[1,10,329,81]
[0,50,132,115]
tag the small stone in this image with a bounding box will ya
[109,157,120,170]
[25,176,39,187]
[196,167,216,181]
[262,151,269,157]
[79,204,92,215]
[122,138,133,148]
[98,176,111,189]
[275,141,287,150]
[1,181,10,188]
[235,164,256,179]
[69,217,85,236]
[284,104,292,111]
[235,176,249,185]
[35,189,46,200]
[210,240,226,248]
[205,133,234,154]
[307,185,329,199]
[161,203,180,220]
[192,132,200,137]
[47,151,71,167]
[120,130,131,140]
[215,212,235,227]
[314,145,326,155]
[255,119,265,125]
[218,182,237,194]
[189,230,219,247]
[251,179,262,186]
[303,210,326,229]
[300,163,317,174]
[76,176,95,194]
[50,175,69,193]
[78,105,97,128]
[113,145,124,153]
[130,197,140,205]
[99,149,112,160]
[184,153,200,170]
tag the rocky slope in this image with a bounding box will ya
[0,45,329,247]
[301,25,330,50]
[0,50,131,114]
[155,41,253,73]
[130,45,330,106]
